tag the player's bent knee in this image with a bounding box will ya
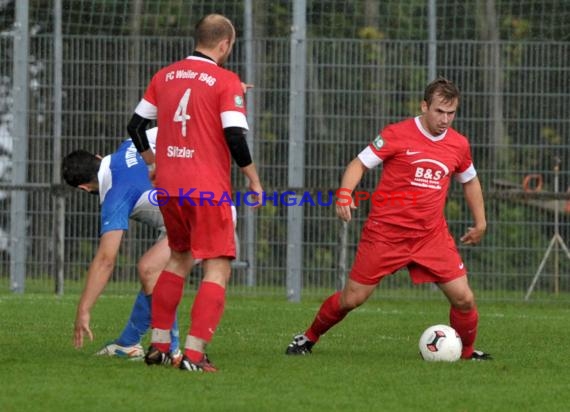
[340,280,376,310]
[450,291,475,311]
[340,292,368,311]
[137,262,158,287]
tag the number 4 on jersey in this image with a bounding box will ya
[173,88,191,137]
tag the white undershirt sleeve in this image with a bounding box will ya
[134,99,158,120]
[221,111,249,130]
[455,164,477,183]
[357,146,382,169]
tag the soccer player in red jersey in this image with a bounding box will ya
[126,14,263,372]
[286,78,491,360]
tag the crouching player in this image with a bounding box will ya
[62,127,181,362]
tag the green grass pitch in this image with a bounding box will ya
[1,292,569,411]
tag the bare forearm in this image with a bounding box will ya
[339,158,367,193]
[140,149,155,166]
[238,163,263,208]
[463,177,486,229]
[335,157,368,222]
[240,163,261,188]
[77,255,115,314]
[460,177,486,245]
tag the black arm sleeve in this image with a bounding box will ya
[224,127,253,168]
[126,113,152,153]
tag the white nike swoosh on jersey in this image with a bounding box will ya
[406,150,421,155]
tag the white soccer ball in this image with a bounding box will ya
[418,324,462,362]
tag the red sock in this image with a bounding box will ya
[151,271,184,352]
[188,281,225,342]
[450,306,479,358]
[184,349,204,363]
[305,291,349,343]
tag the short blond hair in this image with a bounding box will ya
[194,14,235,49]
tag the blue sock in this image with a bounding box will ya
[115,290,150,346]
[170,317,180,353]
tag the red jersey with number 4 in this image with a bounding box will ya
[357,117,476,234]
[136,56,248,200]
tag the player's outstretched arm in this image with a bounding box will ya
[240,163,263,208]
[74,230,124,348]
[336,158,368,222]
[223,126,263,208]
[460,176,487,245]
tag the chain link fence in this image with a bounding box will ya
[0,0,569,301]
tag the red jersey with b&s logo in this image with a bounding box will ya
[135,56,248,200]
[357,117,476,234]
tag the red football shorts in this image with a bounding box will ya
[349,219,467,285]
[159,197,235,259]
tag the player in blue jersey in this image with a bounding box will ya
[63,128,181,361]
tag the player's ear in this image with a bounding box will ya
[77,184,91,193]
[420,100,428,113]
[219,37,231,52]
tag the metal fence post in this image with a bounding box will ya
[10,0,29,293]
[244,0,257,287]
[53,0,65,296]
[427,0,437,81]
[286,0,306,302]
